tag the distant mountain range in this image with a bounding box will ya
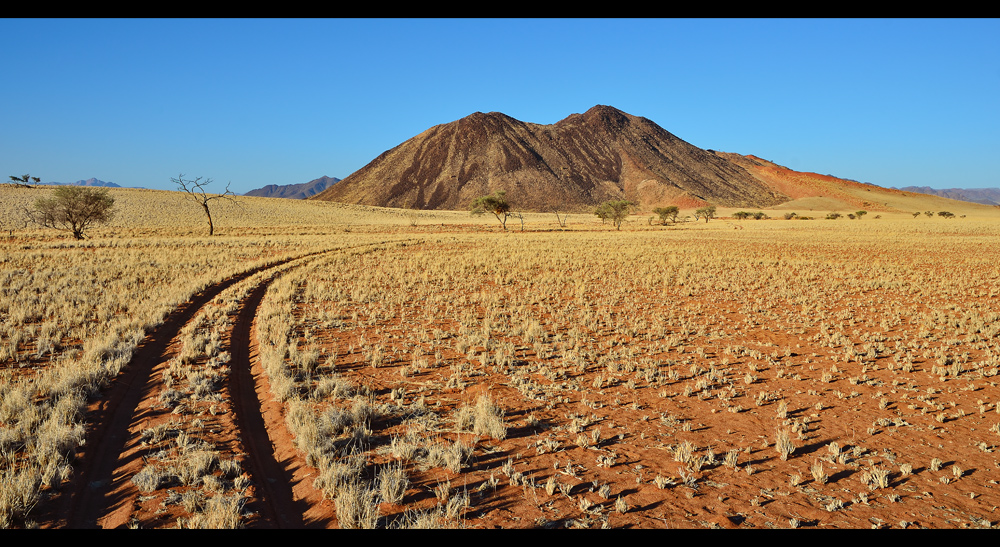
[48,178,125,188]
[893,186,1000,206]
[243,176,340,199]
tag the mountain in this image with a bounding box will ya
[893,186,1000,206]
[45,178,123,187]
[244,176,340,199]
[311,105,788,211]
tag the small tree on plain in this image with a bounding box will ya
[470,190,512,230]
[653,205,680,225]
[595,200,635,230]
[694,205,717,223]
[29,185,115,239]
[8,174,41,188]
[172,174,239,236]
[549,204,570,228]
[855,210,868,219]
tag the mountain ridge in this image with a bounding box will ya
[312,105,788,211]
[244,176,340,199]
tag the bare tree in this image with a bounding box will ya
[547,203,570,228]
[172,174,239,236]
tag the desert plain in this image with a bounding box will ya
[2,185,1000,529]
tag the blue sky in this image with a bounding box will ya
[2,18,998,193]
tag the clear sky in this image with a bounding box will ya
[3,18,998,194]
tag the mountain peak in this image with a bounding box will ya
[314,106,787,211]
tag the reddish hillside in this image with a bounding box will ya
[714,152,911,212]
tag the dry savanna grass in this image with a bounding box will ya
[2,184,1000,528]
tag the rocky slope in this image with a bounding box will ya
[312,106,788,211]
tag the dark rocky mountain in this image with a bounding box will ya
[311,105,788,211]
[894,186,1000,206]
[244,176,340,199]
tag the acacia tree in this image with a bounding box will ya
[172,174,239,236]
[595,200,635,230]
[694,205,717,223]
[9,174,41,188]
[29,185,115,239]
[653,205,680,225]
[470,190,512,230]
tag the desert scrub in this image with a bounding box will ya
[454,394,507,440]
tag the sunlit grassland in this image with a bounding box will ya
[3,182,1000,528]
[250,218,1000,527]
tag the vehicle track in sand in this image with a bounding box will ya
[45,250,333,528]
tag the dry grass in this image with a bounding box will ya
[3,184,1000,528]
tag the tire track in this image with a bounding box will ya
[228,266,321,528]
[53,254,312,528]
[49,240,414,528]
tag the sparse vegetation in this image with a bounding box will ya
[3,185,1000,529]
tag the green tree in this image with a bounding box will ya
[595,200,635,230]
[470,190,512,230]
[694,205,717,223]
[653,205,680,225]
[30,186,115,239]
[855,210,868,219]
[172,174,239,236]
[8,174,41,188]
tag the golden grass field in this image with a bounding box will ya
[2,184,1000,528]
